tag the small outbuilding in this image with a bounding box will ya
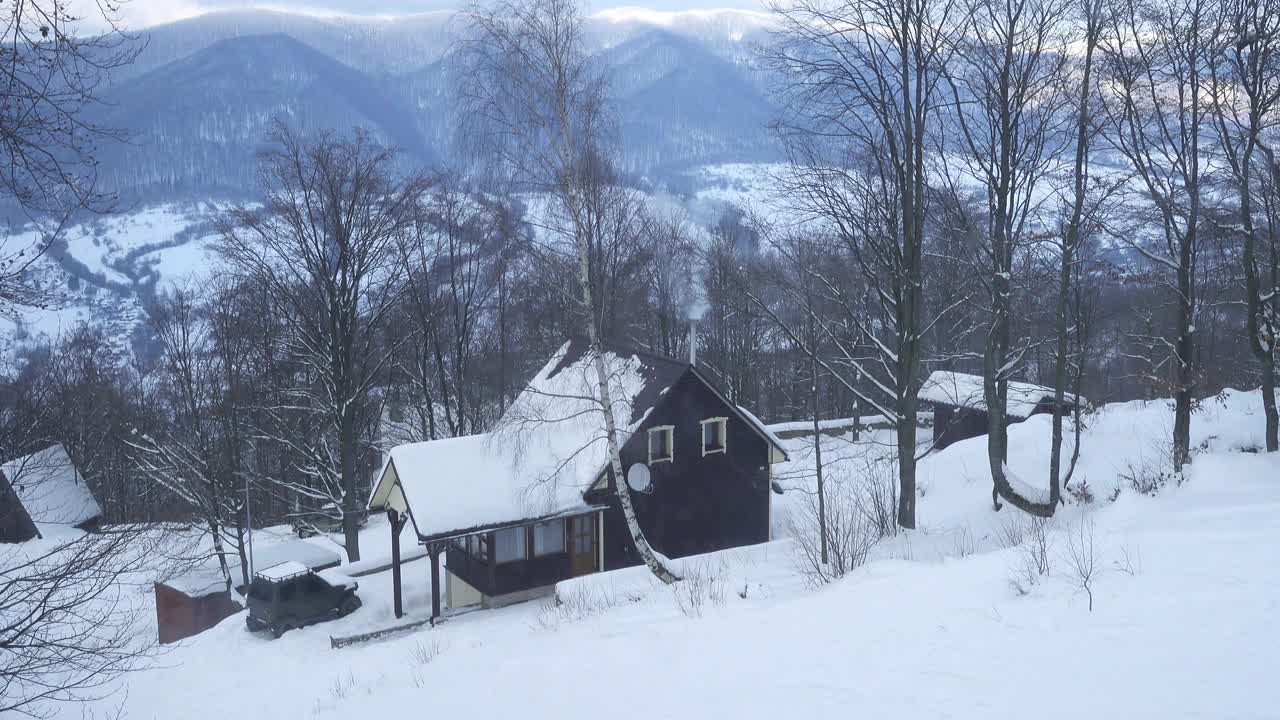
[920,371,1087,450]
[0,444,102,543]
[155,569,242,645]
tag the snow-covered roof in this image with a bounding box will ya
[1,444,101,527]
[736,405,787,455]
[256,560,311,581]
[159,539,341,597]
[160,566,230,598]
[918,371,1087,419]
[371,338,688,539]
[252,539,341,572]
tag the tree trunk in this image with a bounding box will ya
[811,349,828,565]
[1173,250,1195,472]
[340,416,361,562]
[1052,23,1098,503]
[574,211,678,584]
[1242,150,1279,452]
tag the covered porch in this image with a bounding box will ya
[367,432,610,623]
[444,510,604,609]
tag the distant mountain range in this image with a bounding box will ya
[92,8,782,204]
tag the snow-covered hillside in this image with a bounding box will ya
[2,171,781,357]
[5,204,221,355]
[59,388,1280,720]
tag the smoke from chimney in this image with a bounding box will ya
[681,259,708,366]
[689,320,698,366]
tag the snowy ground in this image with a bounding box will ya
[2,203,222,357]
[51,388,1280,719]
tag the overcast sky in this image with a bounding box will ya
[90,0,766,29]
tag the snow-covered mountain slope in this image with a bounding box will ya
[59,387,1280,720]
[87,8,781,202]
[119,7,772,79]
[5,204,222,356]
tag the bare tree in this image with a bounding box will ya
[0,5,154,716]
[0,526,159,718]
[126,288,252,588]
[765,0,959,529]
[1209,0,1280,452]
[1063,514,1100,610]
[1048,0,1114,503]
[394,179,521,442]
[459,0,678,583]
[0,1,139,319]
[941,0,1073,515]
[1098,0,1220,472]
[216,124,428,561]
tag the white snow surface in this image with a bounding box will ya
[381,341,656,538]
[0,444,100,526]
[255,560,310,581]
[161,565,230,598]
[919,370,1087,418]
[252,539,340,573]
[49,387,1280,720]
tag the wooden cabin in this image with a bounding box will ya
[367,337,788,618]
[919,371,1087,450]
[0,444,101,543]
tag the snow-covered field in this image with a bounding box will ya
[3,203,222,354]
[49,387,1278,720]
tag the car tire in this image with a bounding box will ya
[339,595,362,616]
[270,622,292,639]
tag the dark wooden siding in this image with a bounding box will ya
[595,371,772,570]
[154,583,242,644]
[933,406,991,450]
[0,475,38,544]
[932,399,1076,450]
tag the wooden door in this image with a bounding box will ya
[570,514,596,576]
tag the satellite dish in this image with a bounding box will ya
[626,463,652,494]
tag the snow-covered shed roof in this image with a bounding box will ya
[252,539,341,573]
[159,566,230,598]
[918,371,1087,419]
[369,338,684,540]
[160,539,341,597]
[0,444,101,527]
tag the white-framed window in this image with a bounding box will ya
[648,425,674,463]
[701,417,727,455]
[494,526,527,563]
[533,519,566,556]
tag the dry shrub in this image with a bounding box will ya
[1007,515,1054,596]
[789,465,884,586]
[1062,514,1100,611]
[537,584,620,630]
[672,559,728,618]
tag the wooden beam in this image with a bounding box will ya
[429,542,442,624]
[388,509,403,619]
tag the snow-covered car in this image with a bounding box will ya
[244,561,361,638]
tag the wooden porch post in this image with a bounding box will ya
[429,542,442,624]
[388,509,404,619]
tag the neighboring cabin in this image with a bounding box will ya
[920,371,1087,450]
[367,337,788,617]
[0,444,102,543]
